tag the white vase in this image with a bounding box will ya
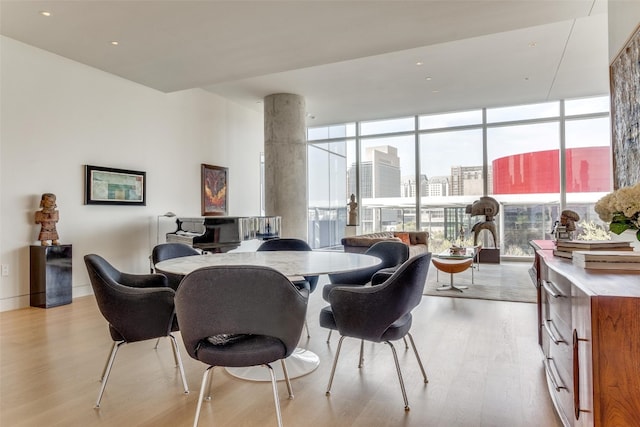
[610,229,640,252]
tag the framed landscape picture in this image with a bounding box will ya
[85,165,146,205]
[201,164,228,216]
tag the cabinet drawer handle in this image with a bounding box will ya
[573,329,591,419]
[543,320,565,345]
[542,280,565,298]
[544,357,567,392]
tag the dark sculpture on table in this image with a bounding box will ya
[465,196,500,247]
[35,193,60,246]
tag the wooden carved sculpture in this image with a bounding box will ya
[35,193,60,246]
[465,196,499,247]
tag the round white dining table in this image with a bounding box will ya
[155,250,382,382]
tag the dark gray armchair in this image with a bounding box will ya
[322,240,409,343]
[175,265,308,427]
[322,240,409,301]
[84,254,189,408]
[257,238,318,292]
[257,238,317,338]
[319,252,432,411]
[152,242,200,290]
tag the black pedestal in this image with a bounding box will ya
[478,247,500,264]
[30,245,72,308]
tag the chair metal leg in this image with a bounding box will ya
[358,339,364,368]
[265,363,284,427]
[326,329,333,343]
[403,337,409,349]
[304,319,310,339]
[280,359,294,399]
[205,366,215,401]
[168,336,178,365]
[472,262,475,284]
[386,341,410,411]
[96,341,125,408]
[407,333,428,383]
[169,334,189,394]
[154,338,161,350]
[99,341,117,382]
[193,366,214,427]
[326,335,346,396]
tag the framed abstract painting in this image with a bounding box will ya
[201,164,228,216]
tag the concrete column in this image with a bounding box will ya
[264,93,308,240]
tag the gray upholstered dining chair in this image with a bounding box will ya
[322,240,409,301]
[175,265,308,427]
[84,254,189,408]
[319,252,431,411]
[322,240,408,343]
[257,238,317,338]
[152,242,200,290]
[257,238,318,292]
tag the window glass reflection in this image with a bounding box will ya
[308,142,347,248]
[420,129,483,198]
[360,117,414,136]
[488,122,560,195]
[487,101,559,123]
[419,110,482,130]
[565,117,612,193]
[565,96,610,116]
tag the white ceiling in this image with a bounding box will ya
[0,0,610,126]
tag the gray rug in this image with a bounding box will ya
[423,261,537,303]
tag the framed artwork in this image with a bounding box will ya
[610,23,640,190]
[84,165,146,205]
[201,164,228,216]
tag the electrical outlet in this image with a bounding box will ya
[1,265,8,276]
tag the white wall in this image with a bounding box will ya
[608,1,640,61]
[0,36,264,311]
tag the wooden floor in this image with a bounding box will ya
[1,283,562,427]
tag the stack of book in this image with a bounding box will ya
[553,240,634,259]
[572,250,640,270]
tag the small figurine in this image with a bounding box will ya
[35,193,60,246]
[553,210,580,241]
[560,210,580,232]
[347,194,358,226]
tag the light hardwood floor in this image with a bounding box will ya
[1,281,562,427]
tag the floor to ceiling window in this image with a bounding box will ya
[358,130,416,233]
[307,95,611,256]
[307,125,352,248]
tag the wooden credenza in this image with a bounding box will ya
[530,241,640,427]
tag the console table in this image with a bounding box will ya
[530,240,640,427]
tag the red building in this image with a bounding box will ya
[492,146,611,194]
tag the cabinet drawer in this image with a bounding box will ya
[541,272,571,349]
[545,271,571,315]
[544,354,574,426]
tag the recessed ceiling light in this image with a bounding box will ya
[110,41,119,46]
[425,76,432,81]
[528,42,537,48]
[416,61,424,66]
[39,11,51,17]
[432,90,440,93]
